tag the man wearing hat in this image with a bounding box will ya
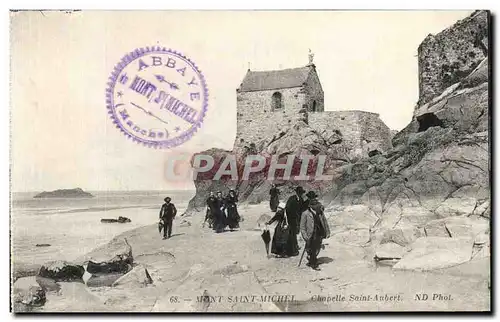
[159,197,177,239]
[285,186,306,236]
[300,191,330,270]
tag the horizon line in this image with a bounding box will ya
[11,188,197,194]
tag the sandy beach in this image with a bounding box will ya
[12,199,490,312]
[11,191,193,266]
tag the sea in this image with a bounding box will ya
[10,190,195,265]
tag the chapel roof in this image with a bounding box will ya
[238,65,314,92]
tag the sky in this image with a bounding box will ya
[10,10,473,192]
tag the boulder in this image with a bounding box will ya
[423,216,489,239]
[332,229,371,246]
[118,216,131,223]
[433,197,478,217]
[445,217,489,238]
[112,265,153,288]
[101,216,131,223]
[380,225,423,247]
[101,218,119,223]
[472,243,490,260]
[83,238,133,275]
[374,242,407,261]
[37,260,85,282]
[328,205,379,232]
[85,272,125,288]
[423,220,450,237]
[471,231,490,260]
[13,276,46,308]
[35,276,61,292]
[42,282,107,312]
[398,207,440,227]
[12,262,42,281]
[474,231,489,245]
[472,199,490,217]
[393,237,474,271]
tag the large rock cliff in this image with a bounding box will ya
[324,10,489,271]
[417,10,488,105]
[187,10,490,234]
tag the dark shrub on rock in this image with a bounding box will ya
[37,260,85,282]
[84,239,133,275]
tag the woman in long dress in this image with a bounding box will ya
[269,184,280,212]
[225,189,240,231]
[213,191,226,233]
[266,202,299,257]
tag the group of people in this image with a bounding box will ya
[266,185,330,270]
[158,184,330,271]
[204,189,241,233]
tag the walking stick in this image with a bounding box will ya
[298,245,307,267]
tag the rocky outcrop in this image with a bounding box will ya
[37,261,85,282]
[393,237,474,271]
[13,276,46,310]
[187,148,234,211]
[83,270,124,288]
[374,242,407,261]
[12,262,42,281]
[101,216,131,224]
[82,238,133,275]
[34,188,94,198]
[417,10,488,105]
[112,265,153,288]
[325,11,490,272]
[188,118,361,209]
[35,276,61,293]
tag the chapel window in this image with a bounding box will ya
[272,92,283,110]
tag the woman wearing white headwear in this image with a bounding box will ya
[266,202,300,257]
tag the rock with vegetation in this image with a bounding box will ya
[33,188,94,198]
[78,238,133,275]
[37,260,85,282]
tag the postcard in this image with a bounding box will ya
[10,10,490,312]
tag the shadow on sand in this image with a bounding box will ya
[167,233,185,238]
[317,256,334,266]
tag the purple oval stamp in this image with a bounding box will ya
[106,47,208,149]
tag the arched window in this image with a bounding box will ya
[272,92,283,110]
[312,100,317,112]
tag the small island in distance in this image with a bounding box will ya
[33,188,94,199]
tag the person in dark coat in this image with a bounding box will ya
[285,186,306,235]
[159,197,177,239]
[269,184,280,212]
[213,191,226,233]
[225,189,240,231]
[204,191,217,228]
[300,191,330,270]
[266,202,299,257]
